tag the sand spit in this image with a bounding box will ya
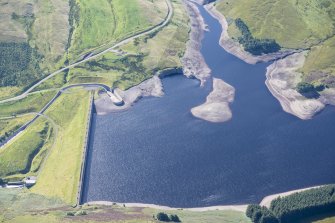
[94,75,164,115]
[205,3,299,64]
[265,52,328,120]
[182,0,211,85]
[86,184,333,213]
[191,78,235,122]
[87,201,247,212]
[260,185,324,208]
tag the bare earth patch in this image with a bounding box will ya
[265,52,335,119]
[182,0,211,85]
[95,75,164,115]
[191,78,235,123]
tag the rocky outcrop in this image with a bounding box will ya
[191,78,235,122]
[182,0,211,85]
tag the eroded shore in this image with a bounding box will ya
[205,3,335,119]
[95,75,165,115]
[95,0,213,115]
[181,0,211,85]
[191,78,235,122]
[86,184,329,213]
[265,52,325,119]
[204,3,298,65]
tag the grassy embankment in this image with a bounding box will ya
[0,0,187,205]
[0,0,70,99]
[0,114,35,144]
[0,90,56,118]
[31,89,91,205]
[215,0,335,86]
[0,87,90,206]
[0,90,56,150]
[0,189,250,223]
[33,0,169,91]
[67,0,189,90]
[0,117,54,182]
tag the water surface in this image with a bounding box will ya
[82,4,335,207]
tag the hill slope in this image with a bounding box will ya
[215,0,335,87]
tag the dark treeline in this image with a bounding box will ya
[156,212,181,222]
[297,82,326,93]
[235,18,281,55]
[246,185,335,223]
[0,42,42,87]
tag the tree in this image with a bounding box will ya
[170,214,181,222]
[157,212,170,222]
[296,82,315,93]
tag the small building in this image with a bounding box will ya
[24,176,37,187]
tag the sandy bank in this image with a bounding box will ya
[182,0,211,85]
[191,78,235,122]
[94,75,164,115]
[85,184,333,213]
[87,201,247,212]
[260,185,324,208]
[205,3,299,64]
[265,52,328,120]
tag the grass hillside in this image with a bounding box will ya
[216,0,335,49]
[0,90,56,117]
[31,89,91,205]
[215,0,335,87]
[0,0,69,98]
[0,189,251,223]
[0,118,54,180]
[68,0,168,61]
[0,115,34,144]
[66,0,189,90]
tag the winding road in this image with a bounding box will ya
[0,0,173,148]
[0,0,173,104]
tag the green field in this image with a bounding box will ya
[68,0,167,61]
[0,188,250,223]
[0,90,56,117]
[67,0,189,90]
[0,0,70,99]
[0,114,34,144]
[301,36,335,87]
[216,0,334,49]
[0,117,53,180]
[215,0,335,86]
[31,89,90,205]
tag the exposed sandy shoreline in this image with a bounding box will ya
[86,184,331,213]
[191,78,235,122]
[95,75,164,115]
[204,3,299,65]
[87,201,248,212]
[260,185,324,208]
[264,52,335,119]
[182,0,211,85]
[205,3,335,119]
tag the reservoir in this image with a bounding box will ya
[82,4,335,207]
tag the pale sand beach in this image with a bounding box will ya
[265,52,326,120]
[191,78,235,122]
[87,201,248,212]
[260,185,324,208]
[182,0,211,85]
[86,184,330,213]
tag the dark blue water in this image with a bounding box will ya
[82,4,335,207]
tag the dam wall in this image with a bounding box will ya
[77,92,94,205]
